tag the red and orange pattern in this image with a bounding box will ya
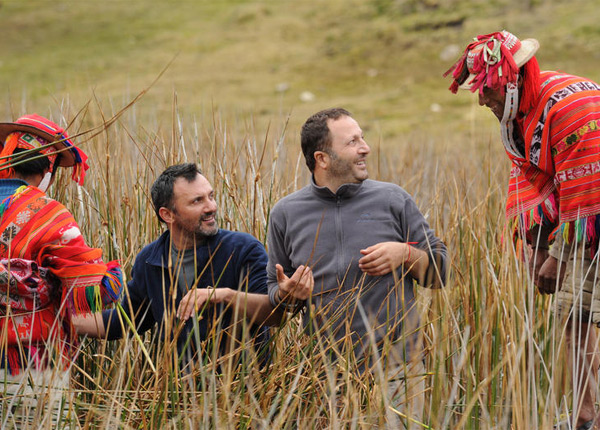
[0,186,122,374]
[506,71,600,247]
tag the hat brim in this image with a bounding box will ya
[459,38,540,90]
[0,123,76,167]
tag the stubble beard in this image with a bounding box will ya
[193,218,219,240]
[328,153,368,184]
[195,224,218,239]
[176,216,219,244]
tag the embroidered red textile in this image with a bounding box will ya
[506,71,600,244]
[0,185,122,374]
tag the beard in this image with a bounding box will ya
[327,152,368,184]
[193,223,219,239]
[174,213,219,242]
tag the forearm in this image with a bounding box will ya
[71,313,107,338]
[226,289,284,326]
[528,224,553,250]
[411,244,447,289]
[405,246,429,286]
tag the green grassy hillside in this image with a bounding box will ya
[1,0,599,142]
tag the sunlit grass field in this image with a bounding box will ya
[2,0,600,428]
[0,100,569,429]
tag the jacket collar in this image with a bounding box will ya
[310,176,364,200]
[0,179,28,201]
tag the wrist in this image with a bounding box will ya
[275,287,302,311]
[223,288,236,304]
[278,288,295,304]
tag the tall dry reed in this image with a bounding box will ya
[1,100,592,429]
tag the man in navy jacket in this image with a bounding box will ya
[74,163,313,366]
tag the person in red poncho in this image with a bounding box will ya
[446,31,600,430]
[0,114,123,427]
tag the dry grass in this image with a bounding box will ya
[0,96,584,429]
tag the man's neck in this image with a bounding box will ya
[313,171,340,194]
[169,230,209,251]
[14,172,43,188]
[170,233,195,251]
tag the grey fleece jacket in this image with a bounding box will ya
[267,178,447,365]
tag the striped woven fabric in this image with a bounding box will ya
[506,71,600,245]
[0,185,122,374]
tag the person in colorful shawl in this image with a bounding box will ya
[446,31,600,429]
[0,114,123,427]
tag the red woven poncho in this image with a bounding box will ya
[508,71,600,245]
[0,185,122,374]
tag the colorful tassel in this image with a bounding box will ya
[547,214,600,258]
[66,260,123,314]
[101,261,123,304]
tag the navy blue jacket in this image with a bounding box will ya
[102,229,269,357]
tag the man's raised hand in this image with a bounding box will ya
[276,264,314,302]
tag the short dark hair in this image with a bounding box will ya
[151,163,202,223]
[301,108,352,172]
[12,147,57,178]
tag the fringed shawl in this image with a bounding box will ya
[0,185,122,374]
[507,71,600,248]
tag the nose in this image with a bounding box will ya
[207,197,218,213]
[359,139,370,154]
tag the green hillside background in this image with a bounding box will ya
[2,0,599,143]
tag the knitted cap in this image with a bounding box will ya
[445,30,539,94]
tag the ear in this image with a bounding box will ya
[314,151,330,170]
[159,206,175,224]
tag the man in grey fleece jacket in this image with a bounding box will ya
[267,108,447,425]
